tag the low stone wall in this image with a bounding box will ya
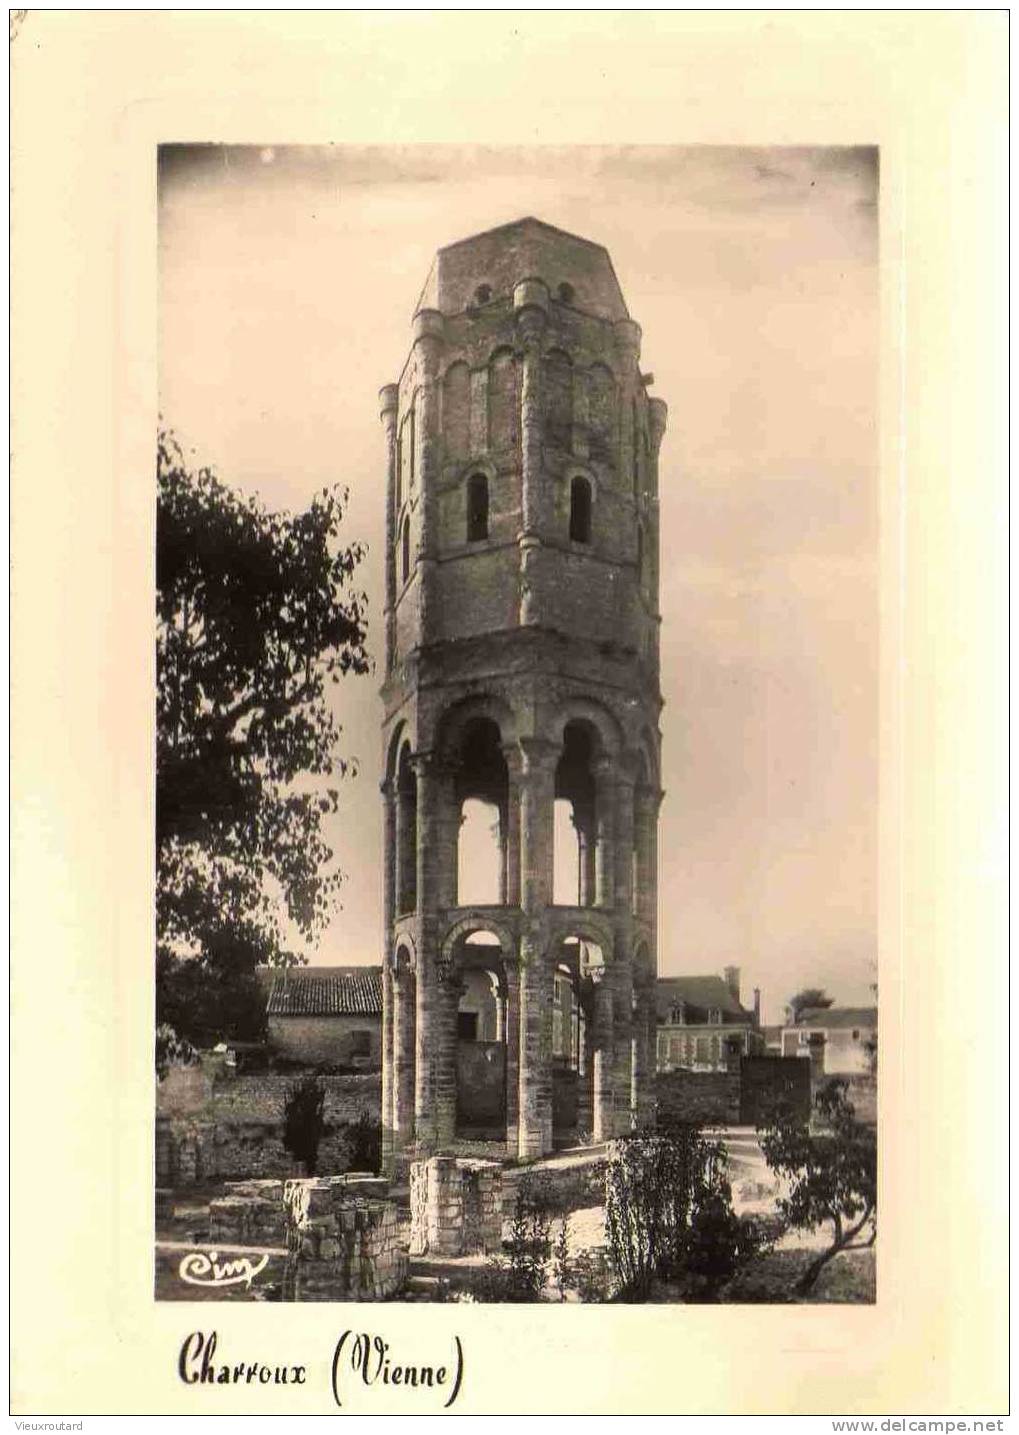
[157,1071,381,1125]
[409,1156,503,1258]
[199,1175,406,1300]
[655,1069,741,1127]
[155,1116,371,1187]
[283,1177,406,1301]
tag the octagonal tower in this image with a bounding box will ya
[378,218,666,1166]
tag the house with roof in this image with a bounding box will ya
[655,967,765,1073]
[780,1006,877,1076]
[258,965,383,1070]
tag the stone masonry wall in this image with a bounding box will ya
[409,1156,503,1258]
[655,1069,741,1127]
[156,1116,374,1188]
[283,1177,406,1301]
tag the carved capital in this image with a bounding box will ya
[517,735,559,777]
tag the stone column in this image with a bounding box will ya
[392,962,416,1150]
[593,757,616,909]
[517,736,557,1158]
[381,958,395,1169]
[379,384,399,671]
[591,968,614,1143]
[412,751,446,1150]
[411,309,444,645]
[503,960,520,1156]
[433,968,460,1148]
[613,763,637,1131]
[631,980,656,1131]
[514,279,549,627]
[576,992,594,1138]
[614,319,642,492]
[633,784,655,926]
[501,743,522,908]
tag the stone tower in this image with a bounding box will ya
[378,218,666,1166]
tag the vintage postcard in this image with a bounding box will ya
[10,11,1007,1419]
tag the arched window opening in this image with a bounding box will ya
[466,472,489,542]
[554,721,598,906]
[588,364,617,466]
[553,799,581,905]
[544,349,573,450]
[454,717,509,907]
[454,935,507,1137]
[569,476,592,544]
[395,743,417,915]
[561,935,603,1076]
[443,361,470,463]
[400,515,411,584]
[458,798,502,905]
[488,348,519,452]
[557,281,575,304]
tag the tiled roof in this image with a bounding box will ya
[796,1006,877,1030]
[656,976,753,1025]
[262,966,382,1018]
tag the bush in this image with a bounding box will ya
[283,1073,326,1176]
[605,1126,764,1301]
[155,1023,199,1081]
[758,1078,876,1294]
[345,1109,381,1174]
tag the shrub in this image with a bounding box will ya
[155,1023,199,1081]
[605,1126,765,1301]
[758,1078,877,1294]
[345,1109,381,1173]
[283,1073,326,1176]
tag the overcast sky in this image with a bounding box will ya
[159,144,878,1025]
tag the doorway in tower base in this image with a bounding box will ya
[454,932,508,1140]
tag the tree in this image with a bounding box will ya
[758,1079,876,1294]
[787,988,834,1023]
[283,1074,327,1176]
[156,429,370,1046]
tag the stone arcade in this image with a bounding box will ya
[378,218,667,1166]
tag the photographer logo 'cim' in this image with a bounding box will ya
[179,1250,269,1289]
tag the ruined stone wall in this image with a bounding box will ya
[409,1155,503,1258]
[158,1071,380,1124]
[155,1114,376,1188]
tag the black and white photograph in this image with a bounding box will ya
[11,11,1006,1419]
[155,145,879,1307]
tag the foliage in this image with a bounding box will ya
[344,1109,382,1174]
[552,1216,572,1302]
[788,988,834,1022]
[156,428,370,1047]
[604,1128,765,1301]
[758,1079,877,1293]
[503,1171,556,1300]
[283,1074,326,1177]
[156,949,268,1048]
[155,1023,199,1082]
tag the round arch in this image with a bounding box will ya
[546,697,623,761]
[547,909,615,960]
[434,693,520,761]
[390,929,418,976]
[440,912,518,969]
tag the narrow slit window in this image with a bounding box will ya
[466,472,489,542]
[569,476,592,544]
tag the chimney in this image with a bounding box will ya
[723,965,741,1004]
[753,987,761,1026]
